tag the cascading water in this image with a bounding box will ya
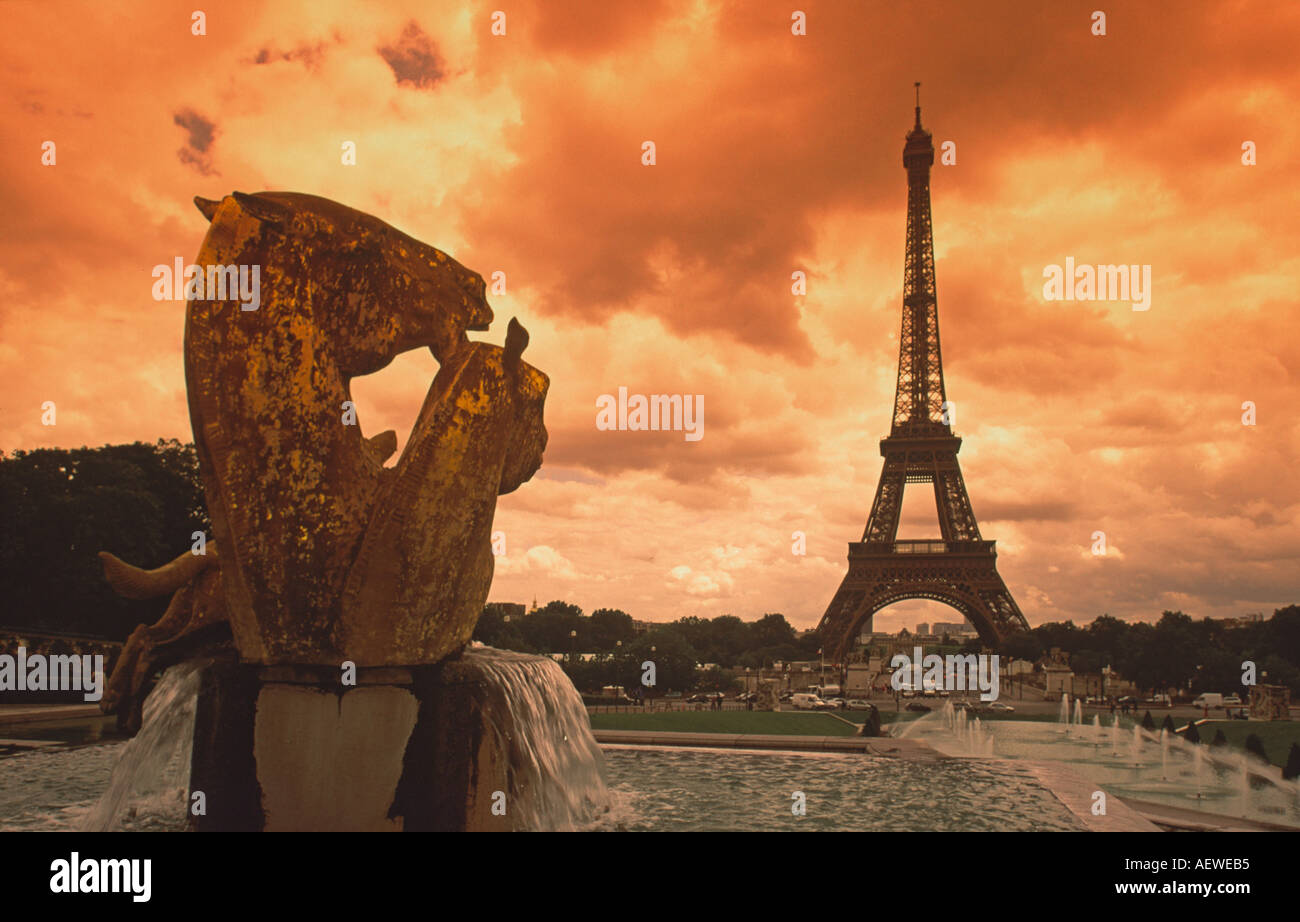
[462,645,610,831]
[1111,714,1121,755]
[1073,698,1083,726]
[81,661,202,831]
[79,647,610,832]
[1058,693,1070,732]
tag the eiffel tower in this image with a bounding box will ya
[818,87,1029,660]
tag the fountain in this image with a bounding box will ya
[1073,698,1083,726]
[84,192,607,831]
[901,699,1300,828]
[1058,692,1070,734]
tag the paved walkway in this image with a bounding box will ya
[593,728,945,759]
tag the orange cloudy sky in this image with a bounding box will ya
[2,0,1298,633]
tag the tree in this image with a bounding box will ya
[1244,734,1268,765]
[589,608,635,650]
[0,441,209,639]
[1267,605,1300,667]
[518,601,585,653]
[749,613,797,649]
[1000,631,1042,662]
[626,629,697,692]
[472,606,534,652]
[1283,743,1300,781]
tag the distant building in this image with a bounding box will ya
[916,622,930,637]
[932,621,977,637]
[1213,613,1266,630]
[1042,663,1074,698]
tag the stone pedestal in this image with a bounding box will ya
[188,657,516,831]
[1249,684,1291,721]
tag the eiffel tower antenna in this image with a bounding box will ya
[817,93,1029,660]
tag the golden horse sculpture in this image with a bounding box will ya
[99,192,549,730]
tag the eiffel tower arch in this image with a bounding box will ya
[818,87,1029,661]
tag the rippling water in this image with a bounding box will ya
[5,741,1084,831]
[1,743,120,831]
[597,746,1085,831]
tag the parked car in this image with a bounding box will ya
[1192,693,1224,709]
[905,702,931,713]
[825,698,846,709]
[987,702,1015,713]
[779,692,793,702]
[1222,694,1243,706]
[952,699,974,710]
[686,693,710,703]
[845,699,871,710]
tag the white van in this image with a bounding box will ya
[791,693,828,710]
[1192,693,1223,708]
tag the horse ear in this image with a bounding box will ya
[504,317,529,369]
[194,196,221,221]
[232,191,291,225]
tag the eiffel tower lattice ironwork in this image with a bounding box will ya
[818,88,1029,660]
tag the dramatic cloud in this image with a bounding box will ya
[172,109,218,174]
[377,21,446,89]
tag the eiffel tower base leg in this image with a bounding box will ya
[819,543,1028,661]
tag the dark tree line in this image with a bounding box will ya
[474,602,818,662]
[0,440,209,640]
[996,609,1300,695]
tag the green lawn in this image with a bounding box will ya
[588,710,860,737]
[1194,721,1300,769]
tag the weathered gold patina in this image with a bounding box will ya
[100,192,549,723]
